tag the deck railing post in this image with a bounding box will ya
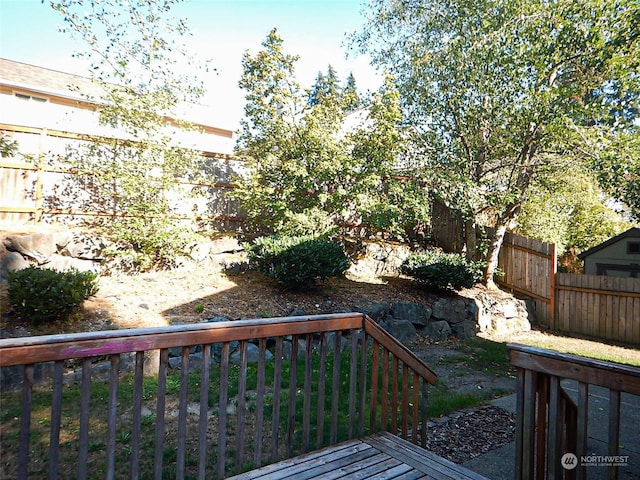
[509,343,640,480]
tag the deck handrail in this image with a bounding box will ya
[0,313,437,479]
[508,343,640,480]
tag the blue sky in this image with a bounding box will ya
[0,0,381,130]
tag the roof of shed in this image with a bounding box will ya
[577,227,640,259]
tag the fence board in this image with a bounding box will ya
[1,125,245,229]
[494,231,555,327]
[555,274,640,344]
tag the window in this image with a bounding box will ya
[628,241,640,254]
[13,92,48,103]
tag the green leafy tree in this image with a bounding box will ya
[343,72,361,112]
[0,133,18,158]
[516,170,631,254]
[353,0,640,287]
[234,29,426,240]
[585,130,640,222]
[48,0,208,270]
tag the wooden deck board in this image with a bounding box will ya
[228,432,489,480]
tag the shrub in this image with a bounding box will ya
[103,218,199,272]
[8,267,99,324]
[400,250,484,291]
[247,235,350,289]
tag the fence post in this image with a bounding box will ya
[549,243,557,330]
[34,128,46,224]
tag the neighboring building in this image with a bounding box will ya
[578,227,640,277]
[0,58,243,228]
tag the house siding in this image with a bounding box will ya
[582,230,640,277]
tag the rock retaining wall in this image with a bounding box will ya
[0,231,244,283]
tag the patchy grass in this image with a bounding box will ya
[1,346,459,479]
[449,337,513,376]
[489,329,640,367]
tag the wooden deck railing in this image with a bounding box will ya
[508,343,640,480]
[0,313,437,479]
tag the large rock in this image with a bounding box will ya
[472,290,532,335]
[425,320,452,341]
[46,254,102,274]
[230,343,273,364]
[451,321,477,339]
[61,234,107,260]
[379,317,418,344]
[3,233,57,264]
[352,301,389,322]
[348,241,414,277]
[0,251,29,283]
[431,297,469,324]
[390,301,432,326]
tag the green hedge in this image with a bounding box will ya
[247,235,350,289]
[8,267,99,325]
[400,250,484,291]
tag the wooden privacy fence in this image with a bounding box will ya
[0,313,437,480]
[554,274,640,345]
[495,232,556,328]
[498,237,640,345]
[0,124,245,229]
[431,207,639,345]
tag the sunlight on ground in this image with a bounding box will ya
[89,269,241,330]
[481,330,640,367]
[345,272,388,285]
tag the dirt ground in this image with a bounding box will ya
[3,264,638,384]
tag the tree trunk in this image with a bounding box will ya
[483,221,507,289]
[464,219,476,261]
[483,203,521,289]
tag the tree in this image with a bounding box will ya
[353,0,640,287]
[48,0,208,270]
[586,130,640,222]
[343,72,361,112]
[308,65,340,106]
[516,170,631,254]
[233,29,425,240]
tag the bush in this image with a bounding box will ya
[104,218,199,272]
[247,235,350,289]
[400,250,484,291]
[8,267,99,324]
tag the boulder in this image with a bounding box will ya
[431,297,469,324]
[211,340,239,362]
[379,317,418,344]
[288,308,308,317]
[230,343,273,364]
[61,234,107,260]
[390,301,432,326]
[348,241,413,277]
[326,332,350,352]
[46,254,102,274]
[451,321,477,339]
[3,233,57,264]
[352,301,389,322]
[471,290,532,335]
[425,320,452,341]
[0,251,29,283]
